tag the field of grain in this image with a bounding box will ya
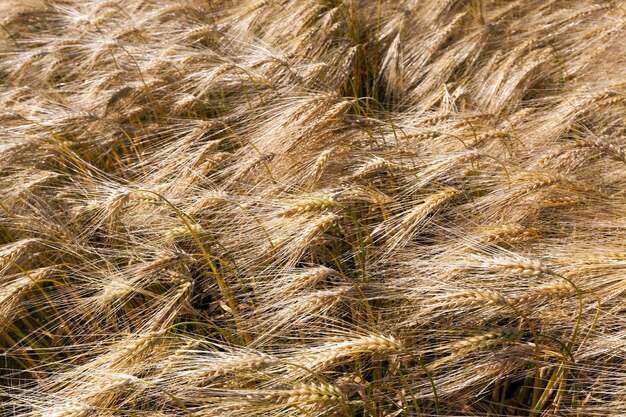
[0,1,625,416]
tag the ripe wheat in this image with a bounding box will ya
[0,0,625,416]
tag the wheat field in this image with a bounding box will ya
[0,0,625,416]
